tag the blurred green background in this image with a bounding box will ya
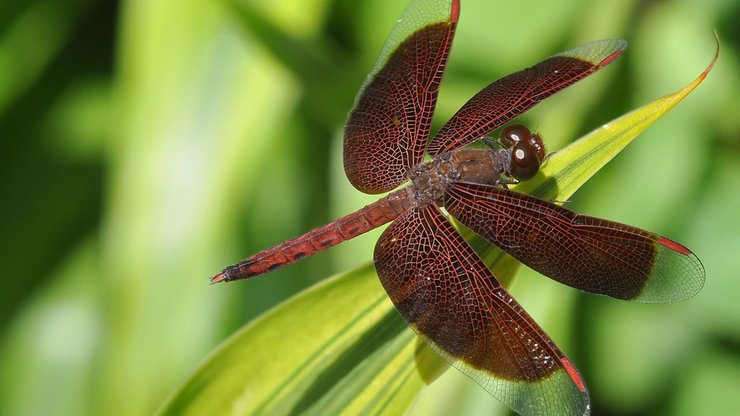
[1,0,738,415]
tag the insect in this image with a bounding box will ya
[212,0,705,414]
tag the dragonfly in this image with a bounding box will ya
[212,0,705,414]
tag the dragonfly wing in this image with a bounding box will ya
[344,0,460,194]
[375,204,590,415]
[445,182,705,302]
[428,39,625,155]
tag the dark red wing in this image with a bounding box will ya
[343,0,459,194]
[445,183,705,302]
[427,39,626,156]
[374,205,589,415]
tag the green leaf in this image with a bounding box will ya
[159,40,717,416]
[157,264,448,416]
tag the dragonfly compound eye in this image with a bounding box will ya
[500,124,532,148]
[510,141,541,180]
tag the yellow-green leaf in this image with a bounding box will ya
[157,264,447,416]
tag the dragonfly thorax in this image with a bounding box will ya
[409,148,513,206]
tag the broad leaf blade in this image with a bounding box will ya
[157,264,447,416]
[161,41,717,415]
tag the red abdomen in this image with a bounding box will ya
[214,187,414,282]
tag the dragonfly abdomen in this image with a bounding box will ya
[212,187,415,282]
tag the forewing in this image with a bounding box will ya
[445,183,705,303]
[375,205,589,415]
[343,0,460,194]
[427,39,626,155]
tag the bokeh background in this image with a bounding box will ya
[1,0,738,415]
